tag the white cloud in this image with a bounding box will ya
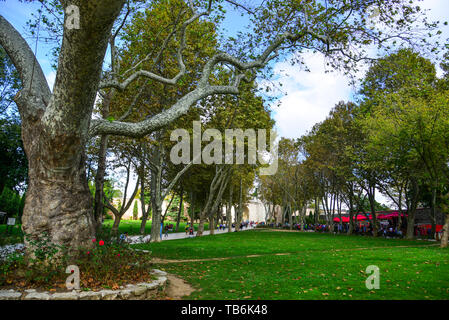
[269,51,354,139]
[266,51,393,205]
[269,0,449,142]
[45,71,56,92]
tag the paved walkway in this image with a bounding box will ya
[128,225,256,244]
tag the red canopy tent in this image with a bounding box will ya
[333,212,408,223]
[333,217,350,223]
[374,212,408,220]
[417,224,444,232]
[333,216,371,223]
[386,213,407,219]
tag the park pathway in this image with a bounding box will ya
[128,225,256,244]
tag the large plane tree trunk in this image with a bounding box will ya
[441,213,449,248]
[0,2,124,257]
[197,166,231,236]
[440,192,449,248]
[405,179,420,240]
[227,186,233,233]
[149,163,163,243]
[197,213,206,236]
[175,188,184,232]
[23,141,96,255]
[150,205,162,243]
[368,190,378,237]
[139,173,151,235]
[430,186,437,239]
[209,216,215,235]
[94,134,109,232]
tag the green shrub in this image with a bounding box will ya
[0,232,68,287]
[305,215,315,225]
[133,200,138,220]
[0,187,20,218]
[1,231,154,290]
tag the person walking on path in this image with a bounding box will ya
[160,222,163,241]
[119,232,128,244]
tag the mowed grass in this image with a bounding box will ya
[134,229,436,259]
[134,230,449,300]
[0,225,22,236]
[0,224,23,246]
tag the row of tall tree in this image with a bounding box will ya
[259,48,449,248]
[0,0,441,255]
[0,46,27,221]
[88,1,273,241]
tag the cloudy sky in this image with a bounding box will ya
[264,0,449,140]
[2,0,447,138]
[267,52,357,139]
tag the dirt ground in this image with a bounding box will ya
[164,274,195,300]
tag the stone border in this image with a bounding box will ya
[0,269,167,300]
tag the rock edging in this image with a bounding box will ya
[0,269,167,300]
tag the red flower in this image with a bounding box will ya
[99,240,104,246]
[92,239,96,243]
[117,254,120,257]
[87,251,90,254]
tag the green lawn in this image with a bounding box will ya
[0,224,23,236]
[0,224,23,246]
[101,219,209,236]
[134,230,449,300]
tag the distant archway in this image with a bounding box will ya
[243,206,250,221]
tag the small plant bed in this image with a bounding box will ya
[0,234,156,293]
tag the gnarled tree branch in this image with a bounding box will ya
[0,15,50,116]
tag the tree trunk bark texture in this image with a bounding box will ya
[150,206,162,243]
[0,2,125,256]
[440,213,449,248]
[175,189,184,232]
[94,134,109,232]
[209,216,215,235]
[197,214,206,236]
[23,144,96,254]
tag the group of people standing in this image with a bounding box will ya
[293,223,331,232]
[184,223,195,237]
